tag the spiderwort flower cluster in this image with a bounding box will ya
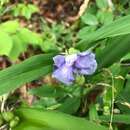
[52,50,97,85]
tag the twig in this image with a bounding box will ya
[78,0,90,17]
[67,0,90,22]
[107,0,114,11]
[0,124,8,130]
[1,94,8,112]
[109,74,114,130]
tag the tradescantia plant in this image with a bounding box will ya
[1,14,130,93]
[1,4,130,130]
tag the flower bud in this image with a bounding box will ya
[76,75,85,85]
[9,116,20,128]
[2,111,14,122]
[68,48,79,54]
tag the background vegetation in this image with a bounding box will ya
[0,0,130,130]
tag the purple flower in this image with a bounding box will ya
[52,50,97,85]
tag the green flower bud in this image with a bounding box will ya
[103,106,110,115]
[2,111,14,122]
[9,116,20,128]
[68,48,79,54]
[75,75,85,85]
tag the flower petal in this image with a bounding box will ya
[75,52,96,69]
[79,62,97,75]
[53,55,65,67]
[65,54,78,66]
[78,50,91,56]
[52,65,74,85]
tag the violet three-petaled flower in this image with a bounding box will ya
[52,50,97,85]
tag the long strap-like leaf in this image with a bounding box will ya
[14,108,108,130]
[0,53,55,95]
[76,15,130,50]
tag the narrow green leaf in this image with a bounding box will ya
[76,15,130,50]
[0,65,52,95]
[96,35,130,68]
[100,114,130,124]
[0,53,55,95]
[15,108,108,130]
[13,121,57,130]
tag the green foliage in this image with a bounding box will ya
[0,31,13,56]
[96,34,130,68]
[29,85,66,98]
[100,114,130,124]
[0,1,130,130]
[96,0,108,10]
[0,20,46,60]
[11,3,39,19]
[0,0,9,5]
[0,20,19,33]
[81,13,98,26]
[97,10,113,25]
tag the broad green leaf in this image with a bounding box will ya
[41,38,58,53]
[12,3,39,19]
[81,13,98,26]
[0,20,19,34]
[9,35,27,60]
[12,4,23,17]
[0,53,55,95]
[100,114,130,124]
[76,15,130,50]
[29,85,65,98]
[27,4,39,13]
[97,11,113,25]
[96,0,108,9]
[96,34,130,68]
[22,4,38,19]
[15,108,108,130]
[78,26,96,39]
[17,28,42,45]
[0,31,13,56]
[58,97,80,114]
